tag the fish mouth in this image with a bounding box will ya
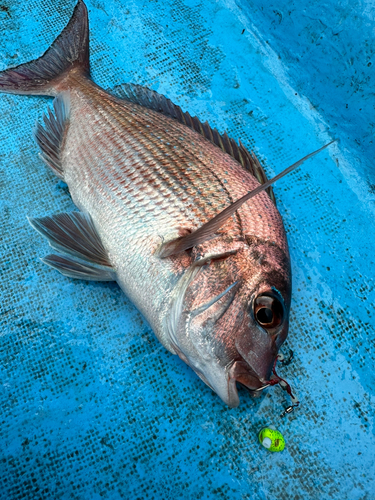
[236,381,270,399]
[226,359,272,406]
[229,360,267,388]
[171,343,273,408]
[173,354,271,408]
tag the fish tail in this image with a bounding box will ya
[0,1,89,97]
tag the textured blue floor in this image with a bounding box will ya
[0,1,374,499]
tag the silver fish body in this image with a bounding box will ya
[0,1,295,407]
[64,79,289,341]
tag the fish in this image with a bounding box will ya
[0,1,333,407]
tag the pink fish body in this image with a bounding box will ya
[0,1,330,407]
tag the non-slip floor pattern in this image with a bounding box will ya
[0,1,374,499]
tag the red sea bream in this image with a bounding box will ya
[0,1,331,407]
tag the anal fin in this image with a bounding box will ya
[29,212,115,281]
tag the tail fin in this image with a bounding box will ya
[0,0,89,96]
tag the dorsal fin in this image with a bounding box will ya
[34,93,70,179]
[111,83,276,205]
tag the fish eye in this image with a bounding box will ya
[254,294,284,329]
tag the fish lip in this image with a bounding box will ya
[236,382,270,399]
[227,360,267,392]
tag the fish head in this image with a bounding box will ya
[166,240,291,407]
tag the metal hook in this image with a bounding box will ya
[253,383,271,392]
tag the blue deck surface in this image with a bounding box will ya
[0,1,374,499]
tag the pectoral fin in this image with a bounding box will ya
[159,141,336,258]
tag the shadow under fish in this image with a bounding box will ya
[0,1,334,408]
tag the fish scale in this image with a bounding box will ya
[66,83,281,243]
[0,0,332,407]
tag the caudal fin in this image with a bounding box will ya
[0,0,89,96]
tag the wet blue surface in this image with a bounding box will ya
[0,1,374,499]
[239,0,375,184]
